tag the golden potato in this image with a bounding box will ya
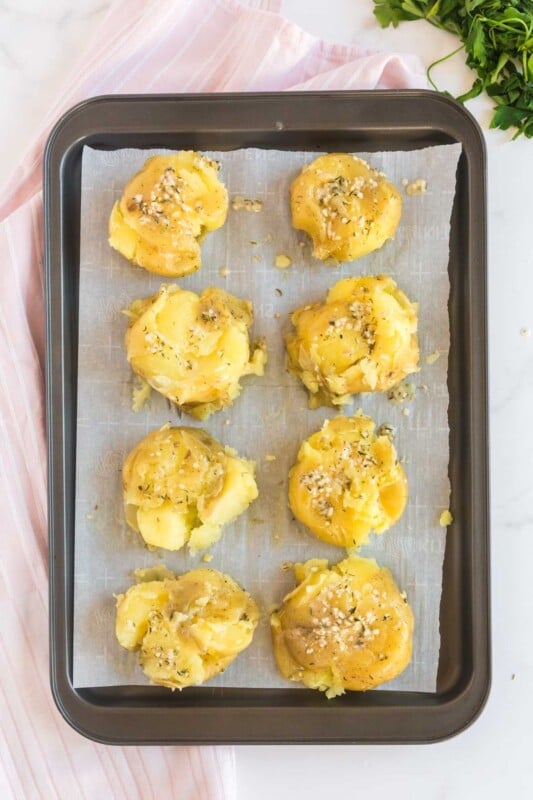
[125,283,266,419]
[286,275,419,408]
[271,556,413,696]
[288,413,407,548]
[109,152,228,277]
[290,153,402,262]
[123,425,258,553]
[116,565,259,689]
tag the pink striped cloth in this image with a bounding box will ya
[0,1,425,798]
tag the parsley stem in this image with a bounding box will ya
[426,45,465,92]
[477,15,531,37]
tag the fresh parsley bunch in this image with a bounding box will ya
[373,0,533,138]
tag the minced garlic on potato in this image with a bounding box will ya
[271,556,413,696]
[109,151,228,277]
[290,153,402,262]
[288,413,407,548]
[122,425,258,553]
[125,283,267,419]
[115,565,259,689]
[286,275,419,409]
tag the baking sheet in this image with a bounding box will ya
[73,143,461,691]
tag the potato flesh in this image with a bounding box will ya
[271,556,413,695]
[290,153,402,262]
[108,152,228,277]
[136,501,191,551]
[115,580,170,651]
[288,413,407,548]
[200,455,259,526]
[115,568,259,689]
[125,283,266,419]
[122,426,258,553]
[286,275,419,408]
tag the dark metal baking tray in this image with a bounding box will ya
[44,91,489,745]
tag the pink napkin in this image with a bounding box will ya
[0,1,425,797]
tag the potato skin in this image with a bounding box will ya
[109,152,228,277]
[125,283,266,419]
[123,425,258,553]
[286,275,419,408]
[271,556,413,696]
[288,413,407,548]
[115,566,259,689]
[290,153,401,262]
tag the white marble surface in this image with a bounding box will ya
[1,0,531,798]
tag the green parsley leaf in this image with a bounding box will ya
[372,0,533,138]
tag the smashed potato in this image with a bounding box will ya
[109,152,228,277]
[288,413,407,548]
[290,153,402,262]
[116,565,259,689]
[286,275,419,408]
[123,425,258,553]
[125,283,266,419]
[271,556,413,696]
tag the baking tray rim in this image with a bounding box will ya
[44,90,490,745]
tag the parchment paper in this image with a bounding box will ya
[73,144,461,691]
